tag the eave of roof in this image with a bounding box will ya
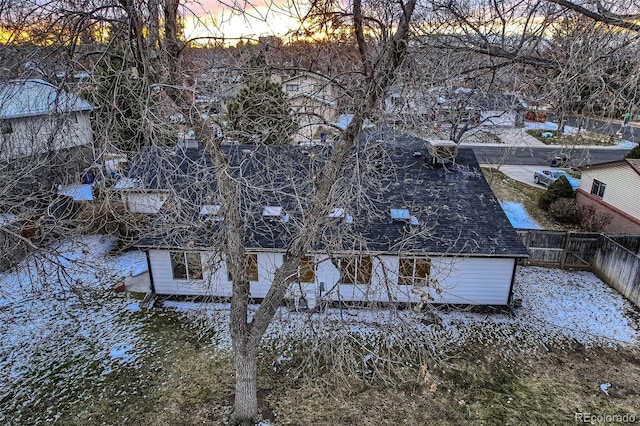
[579,158,640,177]
[0,78,93,120]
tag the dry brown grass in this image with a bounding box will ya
[40,308,640,426]
[266,345,640,425]
[481,167,565,230]
[526,129,620,146]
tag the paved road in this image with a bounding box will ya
[547,113,640,143]
[471,146,630,166]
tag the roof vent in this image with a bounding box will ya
[200,204,224,221]
[328,208,353,223]
[262,206,289,223]
[178,130,199,149]
[391,208,418,225]
[328,208,345,218]
[390,208,410,221]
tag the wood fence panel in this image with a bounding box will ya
[593,237,640,309]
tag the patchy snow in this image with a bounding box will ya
[113,177,139,189]
[109,343,136,364]
[617,140,637,149]
[126,301,141,312]
[501,201,540,229]
[525,121,561,131]
[335,114,354,130]
[57,183,93,201]
[0,235,148,424]
[161,266,639,354]
[525,121,580,134]
[525,121,638,148]
[0,236,638,421]
[0,213,18,226]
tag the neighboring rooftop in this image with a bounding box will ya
[0,79,93,120]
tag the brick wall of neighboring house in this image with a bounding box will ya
[576,190,640,234]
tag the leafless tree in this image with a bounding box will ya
[1,0,419,423]
[4,0,640,424]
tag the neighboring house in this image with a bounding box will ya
[282,72,340,142]
[385,86,527,128]
[123,136,527,308]
[0,79,94,244]
[577,159,640,234]
[0,78,94,160]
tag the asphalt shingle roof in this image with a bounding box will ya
[130,137,527,258]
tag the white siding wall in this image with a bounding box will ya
[150,249,232,296]
[316,255,514,305]
[579,164,640,219]
[1,112,93,159]
[149,250,515,305]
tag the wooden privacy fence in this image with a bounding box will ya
[516,229,640,308]
[516,230,600,269]
[592,236,640,309]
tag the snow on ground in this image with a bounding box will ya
[162,265,639,353]
[525,121,587,135]
[57,183,94,201]
[617,140,637,149]
[525,121,568,132]
[1,236,639,421]
[500,201,540,229]
[0,235,148,423]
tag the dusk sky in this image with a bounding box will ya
[183,0,308,42]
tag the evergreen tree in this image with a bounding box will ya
[625,144,640,159]
[226,78,297,145]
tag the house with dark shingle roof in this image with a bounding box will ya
[385,85,527,128]
[0,78,94,160]
[577,158,640,234]
[121,136,527,307]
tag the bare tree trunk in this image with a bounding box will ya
[558,113,567,133]
[231,342,259,426]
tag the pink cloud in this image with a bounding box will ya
[193,0,294,16]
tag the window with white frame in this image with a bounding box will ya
[591,179,606,198]
[170,251,203,280]
[398,257,431,286]
[339,256,372,285]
